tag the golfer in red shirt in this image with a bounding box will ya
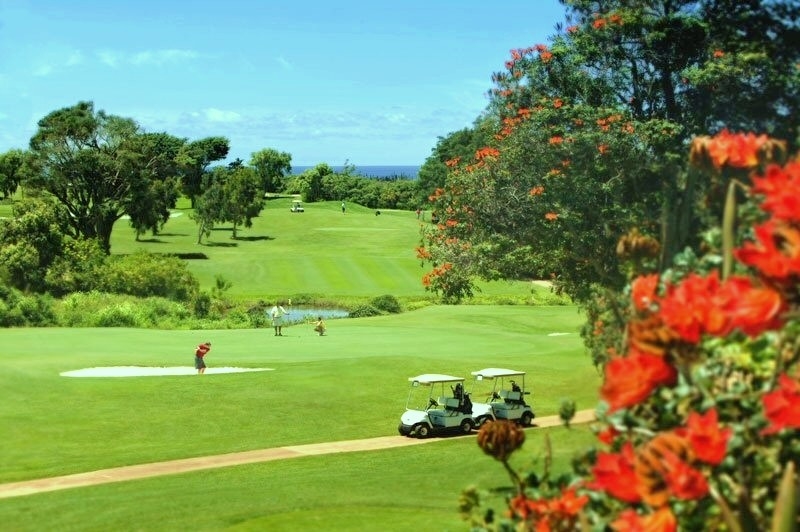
[195,342,211,374]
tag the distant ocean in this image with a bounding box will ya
[291,165,420,179]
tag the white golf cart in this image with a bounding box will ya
[290,199,305,212]
[471,368,535,427]
[398,374,492,438]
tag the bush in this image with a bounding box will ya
[0,286,56,326]
[348,304,381,318]
[370,294,402,314]
[95,304,141,328]
[98,251,199,302]
[56,291,191,328]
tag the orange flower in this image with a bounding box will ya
[593,18,607,29]
[596,425,619,445]
[761,373,800,435]
[598,144,609,154]
[544,212,559,221]
[540,50,553,62]
[600,349,677,411]
[549,136,564,145]
[553,98,563,108]
[589,442,642,503]
[631,273,660,312]
[635,432,707,507]
[659,272,726,343]
[415,246,431,260]
[529,186,544,196]
[717,275,784,337]
[751,162,800,222]
[611,507,677,532]
[475,147,500,160]
[677,409,732,465]
[735,220,800,282]
[713,49,725,58]
[706,129,768,169]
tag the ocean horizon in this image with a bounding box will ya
[291,165,420,179]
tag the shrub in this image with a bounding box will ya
[370,294,402,314]
[95,303,141,328]
[98,251,199,302]
[348,304,381,318]
[57,291,191,328]
[0,286,56,326]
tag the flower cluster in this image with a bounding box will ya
[468,131,800,531]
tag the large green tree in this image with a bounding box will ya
[416,125,492,205]
[124,132,184,240]
[25,101,186,253]
[0,197,104,294]
[0,149,28,199]
[422,0,800,305]
[192,164,264,243]
[176,136,230,207]
[250,148,292,194]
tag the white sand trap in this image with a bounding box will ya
[547,332,573,337]
[120,212,183,220]
[61,366,273,378]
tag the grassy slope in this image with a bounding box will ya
[0,305,595,482]
[110,199,432,300]
[1,197,599,530]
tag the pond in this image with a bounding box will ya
[282,307,349,324]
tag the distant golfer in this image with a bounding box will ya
[341,201,346,214]
[195,342,211,374]
[270,301,288,336]
[313,316,326,336]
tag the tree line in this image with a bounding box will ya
[0,101,429,302]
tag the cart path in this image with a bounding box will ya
[0,409,595,500]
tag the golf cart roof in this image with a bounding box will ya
[408,374,465,385]
[471,368,526,379]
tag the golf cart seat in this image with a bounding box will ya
[440,397,461,411]
[499,390,522,402]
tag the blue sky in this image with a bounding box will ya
[0,0,566,166]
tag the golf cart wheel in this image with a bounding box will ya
[475,415,492,428]
[414,423,431,438]
[519,412,534,427]
[459,418,475,434]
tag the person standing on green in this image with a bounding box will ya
[269,302,288,336]
[341,201,346,214]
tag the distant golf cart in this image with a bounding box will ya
[398,374,493,438]
[471,368,535,427]
[290,200,305,212]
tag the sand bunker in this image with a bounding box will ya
[547,332,573,336]
[61,366,273,378]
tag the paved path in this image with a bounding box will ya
[0,409,595,500]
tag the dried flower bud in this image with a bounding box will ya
[476,420,525,461]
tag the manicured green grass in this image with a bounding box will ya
[0,425,597,531]
[110,200,433,300]
[0,306,599,530]
[1,198,598,530]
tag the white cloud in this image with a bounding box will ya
[97,50,121,67]
[96,49,200,68]
[276,56,292,70]
[65,50,83,66]
[203,108,242,123]
[130,49,200,66]
[32,64,53,77]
